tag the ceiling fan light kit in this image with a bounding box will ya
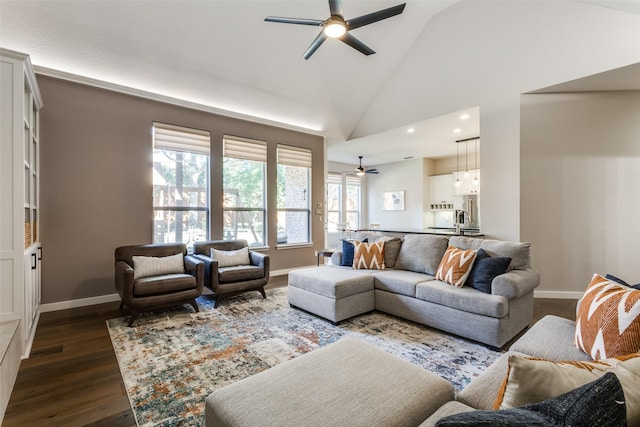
[265,0,406,60]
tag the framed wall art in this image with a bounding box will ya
[383,191,405,211]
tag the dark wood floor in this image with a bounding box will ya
[4,275,577,426]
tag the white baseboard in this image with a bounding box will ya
[40,293,121,313]
[534,290,583,299]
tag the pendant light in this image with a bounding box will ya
[473,138,479,186]
[463,139,470,178]
[454,141,461,187]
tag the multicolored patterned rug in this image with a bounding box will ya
[107,287,501,426]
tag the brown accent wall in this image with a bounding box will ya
[38,76,325,304]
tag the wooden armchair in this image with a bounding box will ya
[193,240,269,307]
[114,243,204,326]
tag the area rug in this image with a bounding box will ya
[107,287,501,426]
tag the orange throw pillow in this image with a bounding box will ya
[575,274,640,360]
[435,246,477,287]
[353,240,385,270]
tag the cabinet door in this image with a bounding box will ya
[429,174,455,208]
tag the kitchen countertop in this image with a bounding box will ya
[358,228,484,237]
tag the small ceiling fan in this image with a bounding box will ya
[265,0,406,60]
[351,156,379,176]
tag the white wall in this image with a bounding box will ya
[366,158,434,230]
[521,91,640,296]
[350,1,640,241]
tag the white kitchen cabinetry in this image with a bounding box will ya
[453,169,480,195]
[0,48,43,360]
[429,174,455,210]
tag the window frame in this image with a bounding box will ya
[276,144,312,247]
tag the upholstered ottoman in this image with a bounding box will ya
[288,267,374,322]
[205,337,455,427]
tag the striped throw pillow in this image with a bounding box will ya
[132,253,185,279]
[353,240,385,270]
[435,246,477,287]
[575,273,640,360]
[211,247,250,267]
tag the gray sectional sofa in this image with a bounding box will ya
[206,314,600,427]
[288,232,540,349]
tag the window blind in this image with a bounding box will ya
[153,122,210,154]
[223,135,267,162]
[346,175,361,186]
[277,145,312,168]
[327,172,342,185]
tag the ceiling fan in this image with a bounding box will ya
[265,0,406,60]
[351,156,379,176]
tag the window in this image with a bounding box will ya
[153,123,210,250]
[223,136,267,247]
[326,173,342,233]
[345,175,361,230]
[277,145,312,245]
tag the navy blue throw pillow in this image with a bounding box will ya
[466,248,511,294]
[606,273,640,290]
[340,238,367,267]
[435,373,626,427]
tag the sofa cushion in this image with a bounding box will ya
[415,281,509,318]
[509,315,592,361]
[438,373,626,427]
[133,273,196,296]
[211,247,250,268]
[449,236,531,270]
[395,234,449,275]
[575,273,640,360]
[435,246,477,287]
[373,270,433,297]
[353,240,385,270]
[466,248,511,294]
[493,353,640,426]
[132,252,185,279]
[288,267,374,299]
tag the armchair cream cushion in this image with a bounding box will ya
[132,253,185,279]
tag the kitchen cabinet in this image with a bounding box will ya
[428,174,455,210]
[453,169,480,195]
[0,48,43,359]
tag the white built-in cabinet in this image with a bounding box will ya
[453,169,480,195]
[0,48,43,362]
[428,174,455,210]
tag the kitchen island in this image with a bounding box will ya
[356,228,484,238]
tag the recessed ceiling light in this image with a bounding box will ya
[407,128,415,134]
[459,114,470,120]
[453,128,462,133]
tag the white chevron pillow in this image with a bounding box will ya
[435,246,477,287]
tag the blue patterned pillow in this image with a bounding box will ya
[606,273,640,290]
[466,248,511,294]
[435,373,626,427]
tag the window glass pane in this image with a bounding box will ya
[277,211,309,244]
[327,211,340,233]
[153,147,209,250]
[277,163,311,244]
[223,156,266,245]
[223,210,265,247]
[346,182,360,230]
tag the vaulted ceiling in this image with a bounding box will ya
[1,0,638,166]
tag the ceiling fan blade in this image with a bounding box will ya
[366,169,379,174]
[303,31,328,60]
[264,16,324,26]
[328,0,344,18]
[346,3,406,31]
[340,33,375,56]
